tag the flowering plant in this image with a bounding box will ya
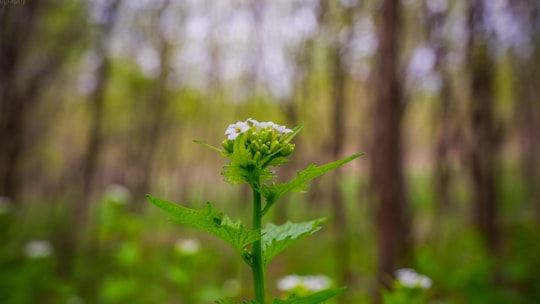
[147,118,362,303]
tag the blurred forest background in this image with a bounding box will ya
[1,0,540,303]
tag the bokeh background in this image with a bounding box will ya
[1,0,539,303]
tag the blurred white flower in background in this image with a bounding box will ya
[395,268,432,289]
[222,278,242,297]
[66,295,85,304]
[303,275,332,291]
[174,238,200,255]
[24,240,54,259]
[277,274,303,291]
[277,274,332,292]
[0,196,13,215]
[105,184,131,204]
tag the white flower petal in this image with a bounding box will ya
[247,118,261,128]
[225,121,250,139]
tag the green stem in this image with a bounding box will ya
[251,186,265,304]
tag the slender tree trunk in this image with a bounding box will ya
[511,1,540,222]
[370,0,409,293]
[423,2,454,210]
[466,0,500,254]
[0,2,40,201]
[130,1,172,211]
[329,40,350,287]
[55,0,122,277]
[79,47,109,220]
[516,59,540,219]
[77,0,121,226]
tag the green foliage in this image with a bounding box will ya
[216,300,259,304]
[260,153,363,214]
[272,287,346,304]
[262,219,325,266]
[216,287,345,304]
[3,166,540,303]
[146,195,260,256]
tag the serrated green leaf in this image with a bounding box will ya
[272,287,346,304]
[261,153,363,213]
[147,195,260,255]
[262,219,325,266]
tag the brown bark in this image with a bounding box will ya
[319,1,357,288]
[329,28,350,289]
[466,0,501,254]
[0,3,81,202]
[511,1,540,222]
[79,0,121,222]
[129,1,172,211]
[0,3,40,201]
[422,1,454,210]
[370,0,409,291]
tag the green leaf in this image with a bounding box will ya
[262,219,325,266]
[282,124,303,143]
[194,139,224,152]
[261,153,363,213]
[147,195,260,255]
[216,300,259,304]
[272,287,346,304]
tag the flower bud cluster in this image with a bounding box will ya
[222,118,295,166]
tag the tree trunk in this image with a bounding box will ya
[130,1,172,212]
[423,1,454,210]
[370,0,409,292]
[76,0,121,231]
[0,2,40,201]
[511,0,540,222]
[466,0,500,254]
[329,34,350,288]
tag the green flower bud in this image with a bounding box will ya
[270,140,280,153]
[280,143,294,156]
[222,140,233,153]
[254,151,262,162]
[265,129,273,143]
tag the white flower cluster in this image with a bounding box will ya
[277,274,332,292]
[24,240,54,259]
[395,268,432,289]
[225,118,292,140]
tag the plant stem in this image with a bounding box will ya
[251,186,265,304]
